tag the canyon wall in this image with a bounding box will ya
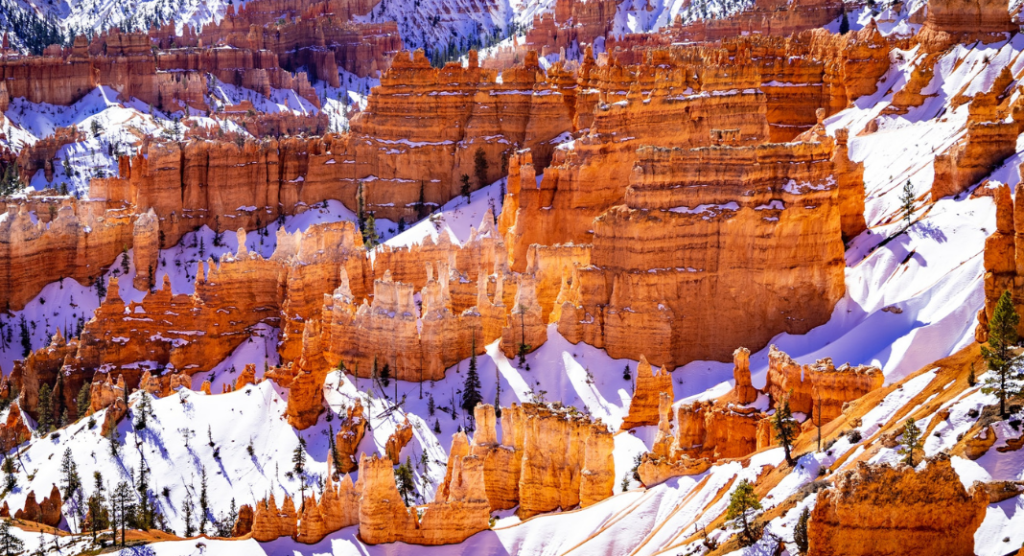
[555,140,847,368]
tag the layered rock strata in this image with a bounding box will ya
[808,455,988,556]
[444,403,614,518]
[554,140,848,368]
[764,345,883,423]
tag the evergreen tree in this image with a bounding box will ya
[473,147,488,187]
[394,456,415,505]
[838,11,850,34]
[0,520,24,556]
[18,315,30,358]
[982,290,1022,417]
[293,438,307,477]
[793,507,810,555]
[725,479,762,547]
[86,471,108,542]
[94,275,107,302]
[59,448,81,501]
[199,467,209,535]
[460,174,471,201]
[136,460,153,530]
[182,491,196,537]
[899,179,915,228]
[110,480,137,547]
[772,396,799,466]
[433,419,441,434]
[108,423,121,458]
[380,363,391,390]
[623,364,631,382]
[120,248,131,275]
[898,417,923,467]
[0,163,23,197]
[75,382,91,421]
[2,454,16,492]
[461,337,483,422]
[37,383,53,434]
[417,180,428,219]
[328,425,344,478]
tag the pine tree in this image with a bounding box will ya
[328,425,344,478]
[473,147,488,188]
[199,467,209,535]
[772,396,799,466]
[982,290,1022,417]
[18,315,30,358]
[136,460,153,530]
[838,11,850,34]
[417,180,428,219]
[183,491,196,537]
[60,448,81,502]
[900,179,915,228]
[460,174,471,201]
[0,520,24,556]
[110,481,137,547]
[433,419,441,434]
[37,383,53,434]
[461,337,483,422]
[725,479,762,547]
[293,438,307,475]
[86,472,108,542]
[898,417,923,467]
[623,364,631,382]
[2,454,16,493]
[108,423,121,458]
[394,456,415,505]
[120,248,130,275]
[793,506,810,555]
[380,363,391,390]
[74,382,90,421]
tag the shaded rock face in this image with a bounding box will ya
[764,345,883,423]
[231,504,254,537]
[0,402,32,453]
[808,455,988,556]
[14,485,62,527]
[620,355,674,430]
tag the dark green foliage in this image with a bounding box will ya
[474,147,488,187]
[981,290,1022,416]
[772,396,799,466]
[898,417,923,467]
[794,507,810,555]
[461,337,483,420]
[460,174,471,201]
[394,456,416,505]
[726,479,762,547]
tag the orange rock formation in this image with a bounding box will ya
[808,455,988,556]
[620,355,674,430]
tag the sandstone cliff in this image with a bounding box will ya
[808,455,988,556]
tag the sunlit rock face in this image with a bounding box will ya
[808,455,989,556]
